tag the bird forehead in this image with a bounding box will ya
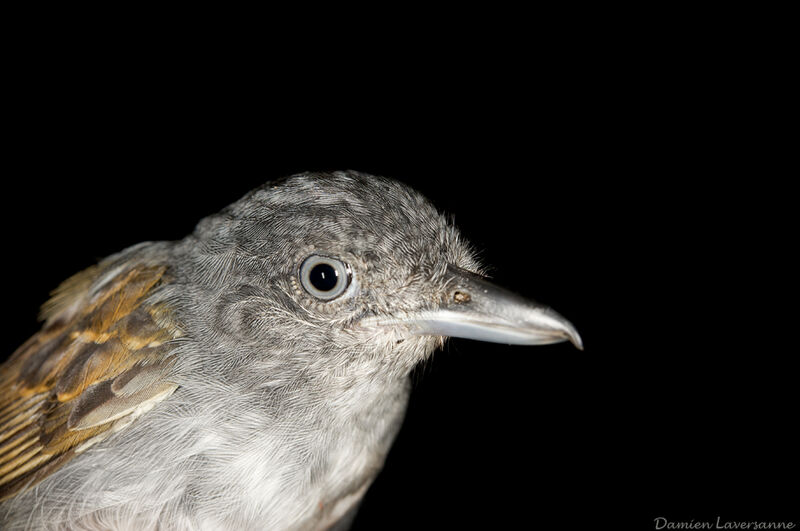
[191,171,481,281]
[232,174,454,247]
[240,172,426,217]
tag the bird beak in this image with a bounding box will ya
[385,265,583,350]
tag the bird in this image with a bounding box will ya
[0,170,582,530]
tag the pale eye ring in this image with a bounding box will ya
[299,255,352,301]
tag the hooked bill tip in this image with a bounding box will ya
[570,333,584,351]
[561,321,584,351]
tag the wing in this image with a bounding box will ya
[0,260,182,501]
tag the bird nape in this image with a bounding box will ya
[0,170,581,530]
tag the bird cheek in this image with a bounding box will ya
[214,302,266,340]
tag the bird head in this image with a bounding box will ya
[179,171,582,380]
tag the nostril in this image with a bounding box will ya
[453,291,471,303]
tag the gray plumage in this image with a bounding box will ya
[0,171,581,530]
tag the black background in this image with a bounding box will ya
[3,12,795,531]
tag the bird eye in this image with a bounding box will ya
[299,255,352,301]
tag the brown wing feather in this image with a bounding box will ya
[0,262,182,501]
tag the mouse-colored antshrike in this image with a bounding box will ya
[0,171,581,530]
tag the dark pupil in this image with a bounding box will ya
[309,263,338,291]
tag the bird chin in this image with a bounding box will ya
[354,319,445,368]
